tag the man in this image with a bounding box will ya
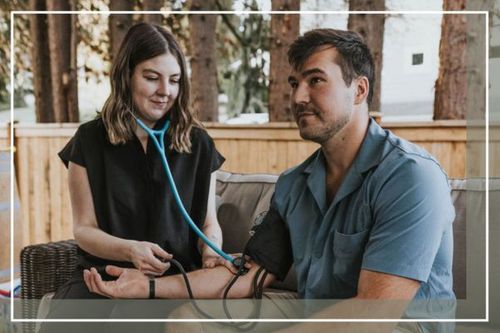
[84,29,455,332]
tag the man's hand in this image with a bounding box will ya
[83,265,149,299]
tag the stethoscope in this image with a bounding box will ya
[133,113,267,329]
[132,114,247,271]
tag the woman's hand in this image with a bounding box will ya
[128,240,172,276]
[209,253,252,274]
[84,265,148,299]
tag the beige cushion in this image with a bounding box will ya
[216,171,278,254]
[449,179,466,299]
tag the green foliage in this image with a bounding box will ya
[75,0,191,83]
[162,2,190,55]
[0,7,9,108]
[0,0,30,110]
[216,0,270,117]
[4,0,273,120]
[76,1,112,83]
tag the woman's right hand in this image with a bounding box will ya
[128,241,173,276]
[211,253,252,275]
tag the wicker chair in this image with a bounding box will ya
[20,240,78,333]
[20,240,78,300]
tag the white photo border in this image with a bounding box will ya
[9,9,489,323]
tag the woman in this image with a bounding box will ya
[41,22,224,326]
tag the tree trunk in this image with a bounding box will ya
[143,0,163,25]
[347,0,385,113]
[188,0,218,121]
[108,0,133,63]
[465,0,493,121]
[30,0,54,122]
[46,0,79,122]
[268,0,300,122]
[67,0,78,122]
[433,0,467,120]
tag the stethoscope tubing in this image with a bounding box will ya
[134,117,235,264]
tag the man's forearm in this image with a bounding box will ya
[156,264,274,299]
[273,269,419,333]
[276,297,411,333]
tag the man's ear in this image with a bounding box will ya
[354,76,369,105]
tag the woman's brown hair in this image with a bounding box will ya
[100,22,201,153]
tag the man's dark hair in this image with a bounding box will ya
[288,29,375,106]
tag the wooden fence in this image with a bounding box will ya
[205,120,469,177]
[0,120,494,248]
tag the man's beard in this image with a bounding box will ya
[294,105,352,144]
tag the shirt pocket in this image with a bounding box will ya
[332,229,369,285]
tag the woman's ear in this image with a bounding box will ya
[354,76,369,105]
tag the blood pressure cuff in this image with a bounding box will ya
[244,206,293,281]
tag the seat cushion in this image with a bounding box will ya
[216,171,278,254]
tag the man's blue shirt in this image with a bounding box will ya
[262,119,456,301]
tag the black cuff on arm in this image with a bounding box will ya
[244,208,293,281]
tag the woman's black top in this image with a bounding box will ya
[58,116,225,275]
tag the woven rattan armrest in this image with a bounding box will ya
[20,240,78,300]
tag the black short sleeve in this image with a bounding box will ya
[58,127,85,168]
[244,202,293,281]
[206,135,225,173]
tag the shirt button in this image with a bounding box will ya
[314,248,323,258]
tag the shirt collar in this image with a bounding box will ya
[353,118,389,174]
[302,118,389,211]
[303,150,327,213]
